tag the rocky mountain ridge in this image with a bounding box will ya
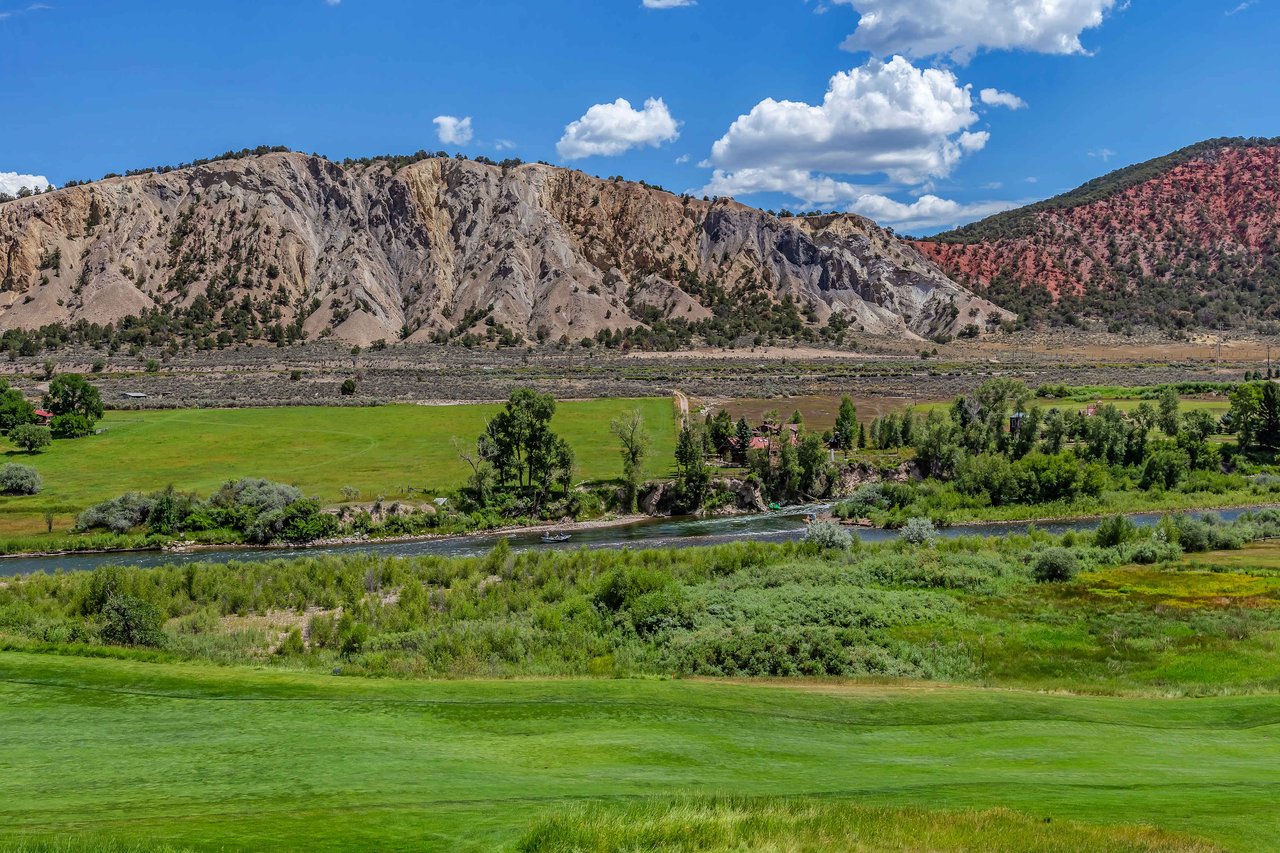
[915,138,1280,330]
[0,151,1008,347]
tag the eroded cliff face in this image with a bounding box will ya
[914,143,1280,325]
[0,152,1009,345]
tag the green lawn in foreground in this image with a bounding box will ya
[0,652,1277,852]
[0,398,677,535]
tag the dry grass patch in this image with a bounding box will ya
[517,799,1223,853]
[1083,567,1280,609]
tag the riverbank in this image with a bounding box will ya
[163,512,659,554]
[0,511,662,563]
[827,494,1280,532]
[843,483,1280,532]
[5,488,1279,568]
[967,490,1279,526]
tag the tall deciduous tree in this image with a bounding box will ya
[0,380,36,434]
[486,389,557,489]
[1229,383,1263,452]
[834,396,858,452]
[796,433,830,496]
[483,389,574,512]
[1260,382,1280,451]
[43,374,103,439]
[610,409,651,512]
[706,409,734,457]
[674,423,709,510]
[1157,387,1181,437]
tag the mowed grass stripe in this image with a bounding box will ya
[0,398,678,535]
[8,652,1280,729]
[1,653,1278,851]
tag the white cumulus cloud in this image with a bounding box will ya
[979,87,1027,109]
[0,171,52,196]
[832,0,1117,61]
[849,193,1022,232]
[701,56,986,201]
[643,0,695,7]
[557,97,680,160]
[433,115,474,146]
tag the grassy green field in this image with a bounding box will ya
[0,398,678,537]
[1,651,1275,852]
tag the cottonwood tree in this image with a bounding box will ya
[673,423,709,510]
[1230,384,1262,451]
[43,374,103,438]
[972,378,1030,455]
[483,389,574,513]
[704,409,734,457]
[0,381,36,433]
[1228,382,1279,454]
[1177,409,1219,470]
[1157,387,1182,437]
[528,433,574,514]
[610,408,651,512]
[454,435,497,508]
[912,410,959,479]
[796,433,831,496]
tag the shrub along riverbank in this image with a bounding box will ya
[4,509,1279,693]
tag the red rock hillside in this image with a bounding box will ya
[914,138,1280,330]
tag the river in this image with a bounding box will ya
[1,504,1274,577]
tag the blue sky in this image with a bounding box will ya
[1,0,1276,234]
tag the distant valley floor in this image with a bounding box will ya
[0,329,1270,410]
